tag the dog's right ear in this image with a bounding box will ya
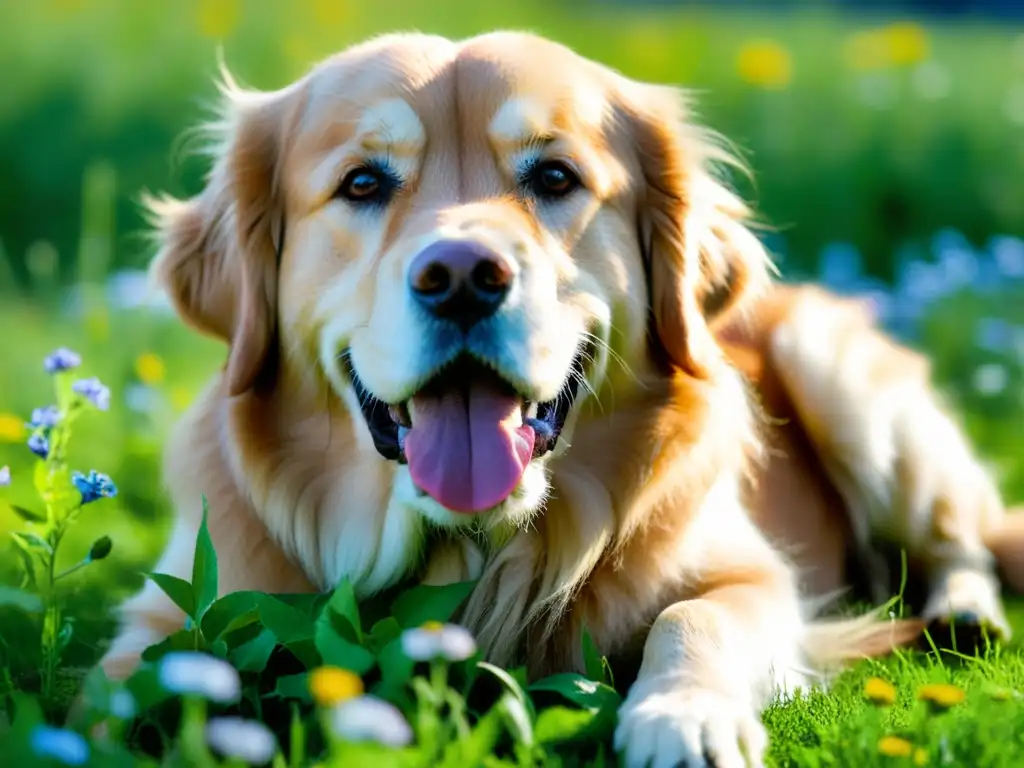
[146,73,292,396]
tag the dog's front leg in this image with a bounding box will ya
[615,538,803,768]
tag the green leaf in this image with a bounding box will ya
[391,580,476,628]
[439,703,504,767]
[11,531,52,554]
[8,504,45,523]
[314,624,375,675]
[270,672,312,703]
[258,595,316,645]
[147,572,196,618]
[478,661,532,709]
[192,496,219,622]
[581,626,606,684]
[528,673,622,712]
[12,542,37,588]
[318,579,362,642]
[0,586,42,613]
[534,706,599,745]
[200,591,263,640]
[497,692,534,748]
[141,629,205,662]
[86,535,113,562]
[367,616,402,653]
[230,629,277,673]
[375,636,416,700]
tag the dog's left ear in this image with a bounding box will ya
[619,81,773,378]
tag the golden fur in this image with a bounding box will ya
[96,32,1024,767]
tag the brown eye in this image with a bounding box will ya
[527,160,581,199]
[336,165,399,206]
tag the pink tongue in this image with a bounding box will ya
[403,380,535,514]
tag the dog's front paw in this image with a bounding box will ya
[615,678,767,768]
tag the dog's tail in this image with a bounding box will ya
[984,506,1024,595]
[801,613,925,674]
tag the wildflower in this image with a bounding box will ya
[44,347,82,374]
[863,677,898,707]
[72,377,111,411]
[30,405,61,430]
[972,364,1008,397]
[878,736,914,757]
[29,725,89,766]
[0,466,9,487]
[0,412,27,442]
[736,39,793,90]
[329,695,414,748]
[28,433,50,459]
[206,717,277,764]
[309,666,364,707]
[401,621,477,662]
[109,689,136,719]
[135,353,166,385]
[158,652,241,703]
[72,471,118,505]
[914,747,928,766]
[917,682,966,711]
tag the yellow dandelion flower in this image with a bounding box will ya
[883,22,929,67]
[878,736,914,758]
[737,39,793,90]
[914,747,928,766]
[863,677,898,706]
[917,682,965,710]
[309,666,364,707]
[197,0,240,40]
[0,413,27,443]
[135,353,166,386]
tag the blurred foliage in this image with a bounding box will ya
[2,0,1024,291]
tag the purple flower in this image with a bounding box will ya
[44,348,82,374]
[30,405,61,430]
[72,377,111,411]
[72,470,118,505]
[0,466,10,487]
[28,433,49,459]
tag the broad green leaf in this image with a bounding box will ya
[314,624,375,675]
[318,578,362,642]
[11,531,52,554]
[366,616,402,654]
[581,626,606,684]
[375,636,416,700]
[200,591,263,640]
[497,692,534,748]
[230,629,277,673]
[0,586,42,613]
[141,629,204,662]
[478,661,532,709]
[534,706,599,745]
[391,580,476,628]
[12,542,37,588]
[258,595,316,645]
[283,638,321,669]
[147,573,196,619]
[192,496,219,622]
[8,504,45,523]
[528,673,622,712]
[270,672,312,703]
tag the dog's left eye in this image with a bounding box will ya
[335,165,399,206]
[524,160,582,199]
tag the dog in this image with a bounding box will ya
[97,31,1024,767]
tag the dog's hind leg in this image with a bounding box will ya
[767,285,1012,645]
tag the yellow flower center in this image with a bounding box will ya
[878,736,914,757]
[309,666,364,706]
[421,621,444,632]
[0,413,27,443]
[135,353,166,386]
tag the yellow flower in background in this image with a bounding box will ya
[170,387,192,413]
[309,666,364,707]
[878,736,914,758]
[619,24,677,81]
[884,22,929,66]
[863,677,897,707]
[917,682,965,710]
[845,22,930,71]
[737,40,792,90]
[197,0,240,40]
[313,0,347,27]
[914,748,928,766]
[282,35,316,67]
[0,413,26,443]
[135,353,166,386]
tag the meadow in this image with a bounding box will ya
[2,0,1024,765]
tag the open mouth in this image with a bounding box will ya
[344,346,590,514]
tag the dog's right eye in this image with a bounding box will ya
[335,165,398,206]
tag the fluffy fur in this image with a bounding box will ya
[97,32,1024,767]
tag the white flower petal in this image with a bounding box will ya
[206,717,277,764]
[330,695,413,748]
[158,652,240,703]
[400,627,443,661]
[437,625,477,661]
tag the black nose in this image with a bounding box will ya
[408,240,514,329]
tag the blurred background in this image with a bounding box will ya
[1,0,1023,675]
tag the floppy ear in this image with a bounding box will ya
[621,82,773,378]
[145,75,288,396]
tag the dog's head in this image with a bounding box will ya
[149,31,770,530]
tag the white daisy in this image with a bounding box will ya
[157,652,240,703]
[400,621,477,662]
[329,695,414,748]
[206,717,277,764]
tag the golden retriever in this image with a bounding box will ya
[98,31,1024,767]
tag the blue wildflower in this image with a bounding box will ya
[0,465,10,487]
[28,433,49,459]
[72,470,118,505]
[29,725,89,766]
[72,377,111,412]
[30,405,61,430]
[44,348,82,375]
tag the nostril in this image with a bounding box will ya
[471,259,513,297]
[414,262,452,297]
